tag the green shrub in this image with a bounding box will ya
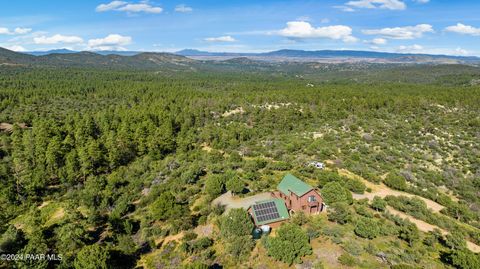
[74,244,109,269]
[265,223,312,265]
[204,174,225,197]
[384,173,408,191]
[220,208,253,238]
[446,249,480,269]
[338,253,356,266]
[371,196,387,212]
[321,182,353,205]
[354,217,380,239]
[345,178,366,194]
[226,178,245,195]
[150,192,184,221]
[328,202,352,224]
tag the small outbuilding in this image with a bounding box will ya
[248,198,290,228]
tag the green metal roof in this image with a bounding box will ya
[278,173,314,197]
[250,198,289,226]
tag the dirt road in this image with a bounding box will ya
[339,168,479,253]
[387,206,480,253]
[212,191,273,211]
[340,169,444,213]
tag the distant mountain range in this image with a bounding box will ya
[26,49,141,57]
[0,47,479,70]
[22,48,480,63]
[175,49,480,64]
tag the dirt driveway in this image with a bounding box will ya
[339,169,444,213]
[387,206,480,253]
[340,168,480,253]
[212,191,273,211]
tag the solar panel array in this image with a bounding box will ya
[253,201,281,223]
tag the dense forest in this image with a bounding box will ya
[0,64,479,269]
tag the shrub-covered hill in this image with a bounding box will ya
[0,66,479,268]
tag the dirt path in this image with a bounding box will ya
[0,122,28,132]
[467,241,480,253]
[342,169,480,252]
[155,232,184,246]
[212,191,273,211]
[38,201,51,209]
[340,169,444,213]
[388,206,445,234]
[387,206,480,253]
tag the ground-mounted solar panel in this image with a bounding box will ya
[253,201,281,223]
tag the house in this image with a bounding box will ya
[247,174,324,229]
[272,174,324,215]
[248,198,290,228]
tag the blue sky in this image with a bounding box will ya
[1,0,480,55]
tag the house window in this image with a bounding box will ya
[308,196,316,202]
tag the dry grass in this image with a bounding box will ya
[44,207,65,227]
[311,238,347,269]
[222,107,245,117]
[155,232,184,246]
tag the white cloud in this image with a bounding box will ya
[371,38,387,45]
[362,24,434,39]
[34,34,84,45]
[386,45,471,56]
[96,1,162,14]
[296,16,311,22]
[92,46,129,51]
[88,34,132,49]
[333,5,356,12]
[396,44,424,52]
[424,47,470,56]
[453,47,468,55]
[0,27,32,35]
[5,45,27,52]
[14,28,32,34]
[344,0,406,11]
[445,23,480,36]
[96,1,126,12]
[276,21,357,43]
[0,28,10,35]
[117,3,162,13]
[175,4,193,13]
[204,36,237,42]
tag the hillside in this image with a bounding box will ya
[26,49,140,56]
[0,47,36,65]
[1,65,480,269]
[0,47,195,69]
